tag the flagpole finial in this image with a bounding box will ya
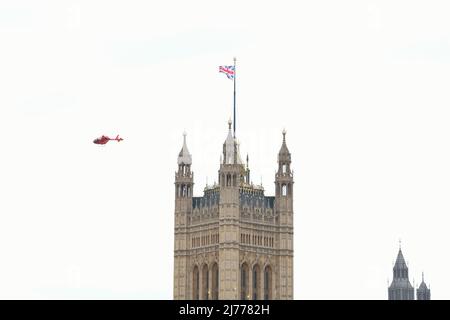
[233,56,236,63]
[228,118,232,130]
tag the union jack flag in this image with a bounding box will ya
[219,65,235,80]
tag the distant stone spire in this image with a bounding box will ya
[393,248,407,271]
[178,131,192,165]
[245,154,250,183]
[223,119,243,165]
[417,272,431,300]
[388,245,414,300]
[278,129,290,157]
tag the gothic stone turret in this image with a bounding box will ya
[416,273,431,300]
[173,132,194,299]
[388,248,414,300]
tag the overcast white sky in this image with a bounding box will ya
[0,0,449,299]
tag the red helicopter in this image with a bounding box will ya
[93,135,124,145]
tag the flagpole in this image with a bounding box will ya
[233,57,236,137]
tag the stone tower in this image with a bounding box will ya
[218,120,244,299]
[274,129,294,299]
[416,272,431,300]
[173,132,194,299]
[388,247,415,300]
[173,121,294,300]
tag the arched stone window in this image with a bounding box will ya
[211,263,219,300]
[281,184,287,196]
[252,264,260,300]
[241,263,249,300]
[226,174,231,187]
[192,266,199,300]
[263,265,272,300]
[202,264,209,300]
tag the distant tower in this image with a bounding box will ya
[217,119,244,299]
[274,129,294,299]
[173,132,193,299]
[388,246,414,300]
[416,272,431,300]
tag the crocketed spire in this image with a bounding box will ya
[417,272,431,300]
[178,132,192,165]
[278,129,291,163]
[223,119,243,165]
[388,246,414,300]
[393,248,407,274]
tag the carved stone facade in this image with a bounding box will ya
[173,121,294,300]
